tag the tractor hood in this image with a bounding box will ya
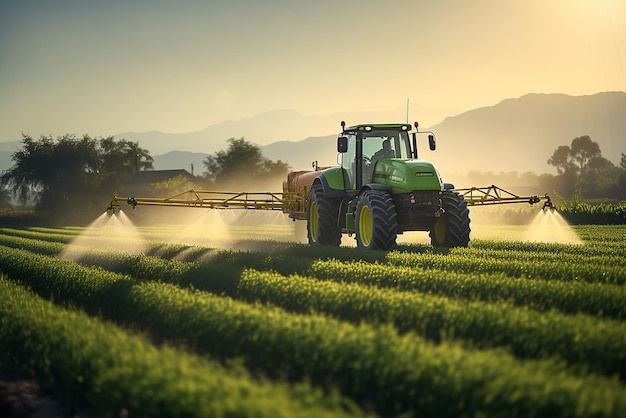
[372,159,443,193]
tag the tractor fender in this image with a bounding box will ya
[357,183,392,197]
[314,169,347,199]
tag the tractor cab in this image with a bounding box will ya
[338,123,413,189]
[337,122,439,192]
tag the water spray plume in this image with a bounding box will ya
[523,210,583,245]
[139,208,307,253]
[173,210,233,248]
[60,210,148,262]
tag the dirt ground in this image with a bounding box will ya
[0,376,77,418]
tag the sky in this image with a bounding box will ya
[1,0,625,142]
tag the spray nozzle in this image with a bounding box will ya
[127,197,138,209]
[106,203,117,215]
[541,194,555,211]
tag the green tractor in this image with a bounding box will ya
[108,120,552,250]
[287,121,471,250]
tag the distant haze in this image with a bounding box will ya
[1,1,624,143]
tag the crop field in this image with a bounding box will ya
[0,213,625,417]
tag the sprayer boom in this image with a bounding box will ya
[107,185,554,216]
[108,189,292,212]
[455,185,554,210]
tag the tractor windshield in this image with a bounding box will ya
[362,130,411,161]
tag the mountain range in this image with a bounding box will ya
[1,92,624,179]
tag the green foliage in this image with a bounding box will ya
[1,245,626,417]
[556,191,626,224]
[0,134,153,221]
[0,209,48,227]
[0,278,355,418]
[1,225,626,417]
[203,137,290,189]
[151,173,198,196]
[546,136,625,200]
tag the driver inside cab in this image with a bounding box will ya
[371,138,395,164]
[364,138,395,183]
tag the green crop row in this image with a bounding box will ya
[37,238,625,379]
[4,224,624,269]
[233,269,626,379]
[449,246,624,268]
[386,250,626,285]
[0,232,65,255]
[309,259,626,320]
[4,226,623,293]
[573,225,626,242]
[1,232,624,322]
[558,202,626,225]
[0,278,355,418]
[2,246,625,417]
[0,227,77,244]
[467,238,624,257]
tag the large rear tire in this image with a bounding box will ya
[307,183,342,246]
[430,191,471,247]
[356,190,398,250]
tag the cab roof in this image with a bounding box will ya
[344,123,413,132]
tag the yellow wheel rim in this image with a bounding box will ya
[433,215,447,244]
[309,200,318,242]
[358,205,373,246]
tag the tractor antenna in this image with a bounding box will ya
[406,99,409,123]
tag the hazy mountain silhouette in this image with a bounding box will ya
[2,92,624,178]
[118,104,455,157]
[428,92,626,176]
[256,92,626,175]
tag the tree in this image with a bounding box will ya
[1,134,153,220]
[577,156,620,199]
[547,145,575,175]
[548,136,601,176]
[570,135,601,172]
[545,136,626,201]
[203,137,290,189]
[99,137,154,190]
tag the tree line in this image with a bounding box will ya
[0,134,289,223]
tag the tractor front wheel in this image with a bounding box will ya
[355,190,398,250]
[307,183,342,246]
[430,191,471,247]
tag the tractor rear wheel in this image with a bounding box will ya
[356,190,398,250]
[430,191,471,247]
[307,183,342,246]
